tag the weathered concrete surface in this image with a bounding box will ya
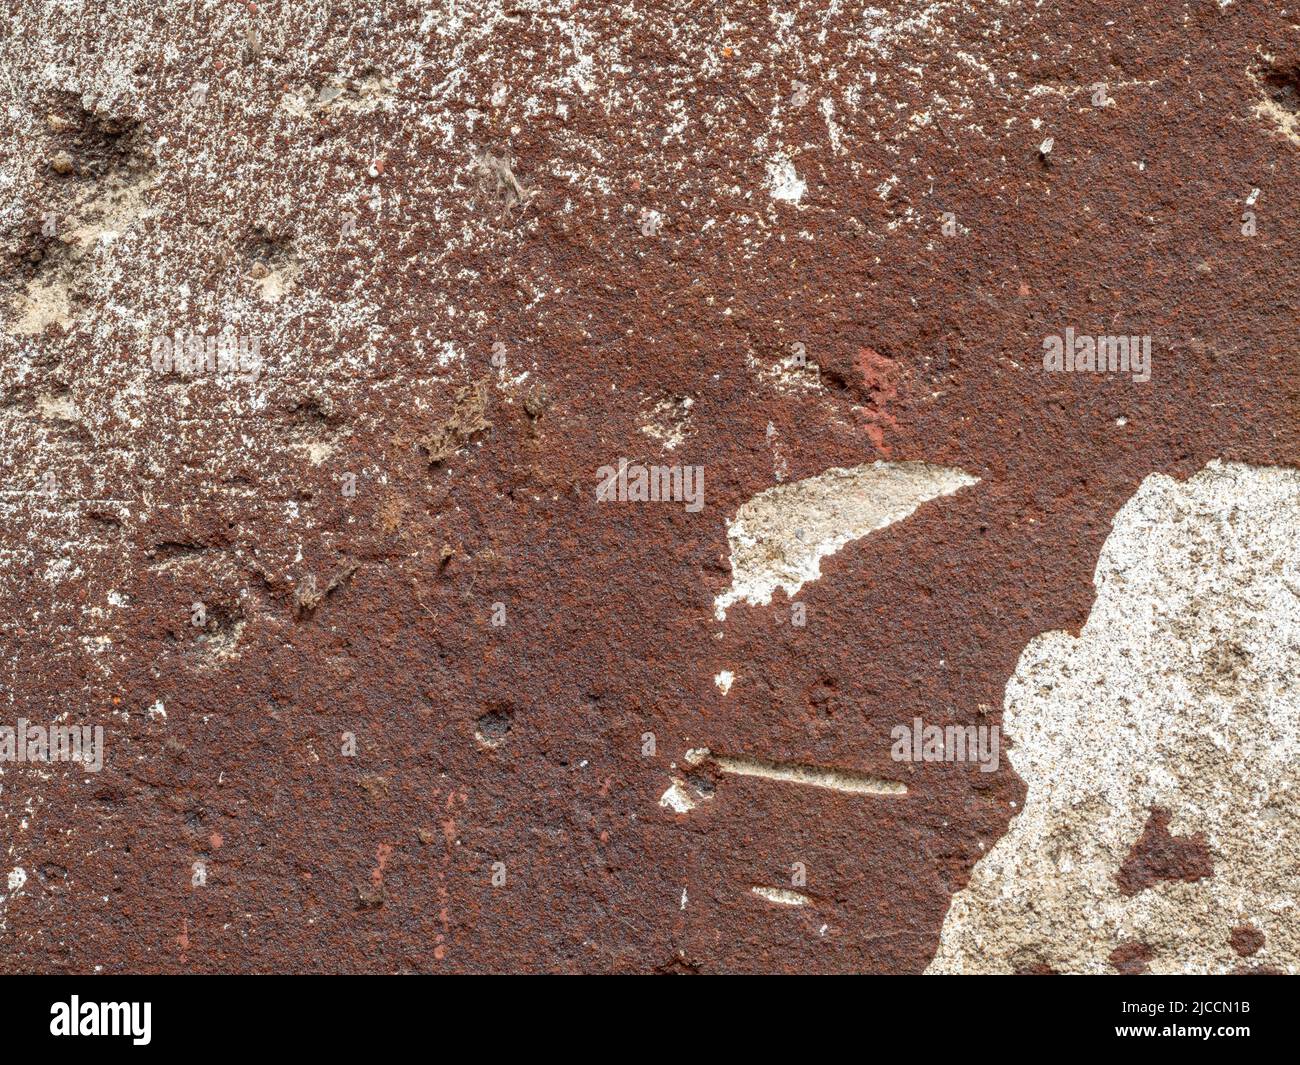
[1,1,1299,973]
[929,463,1300,974]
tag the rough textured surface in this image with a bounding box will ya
[2,0,1300,974]
[929,464,1300,975]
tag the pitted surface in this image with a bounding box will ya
[2,1,1299,973]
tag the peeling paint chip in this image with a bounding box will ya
[658,779,697,814]
[714,461,978,619]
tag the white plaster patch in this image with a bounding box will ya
[752,886,810,906]
[658,779,697,814]
[714,461,978,619]
[765,157,806,204]
[928,462,1300,974]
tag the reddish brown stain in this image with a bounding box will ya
[1229,925,1265,958]
[1109,941,1154,975]
[3,0,1300,976]
[852,346,900,455]
[1115,807,1215,897]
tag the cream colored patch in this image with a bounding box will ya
[658,779,697,814]
[1253,96,1300,145]
[1248,56,1300,146]
[928,462,1300,975]
[10,277,73,335]
[304,440,337,466]
[766,156,806,204]
[6,171,155,336]
[711,753,906,796]
[752,886,810,906]
[714,461,978,618]
[251,262,301,303]
[282,74,399,116]
[36,393,79,421]
[195,617,245,667]
[66,172,157,248]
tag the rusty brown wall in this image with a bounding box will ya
[1,0,1298,974]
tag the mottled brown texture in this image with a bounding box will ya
[1230,926,1265,958]
[2,0,1298,974]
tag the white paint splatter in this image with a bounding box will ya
[766,157,806,204]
